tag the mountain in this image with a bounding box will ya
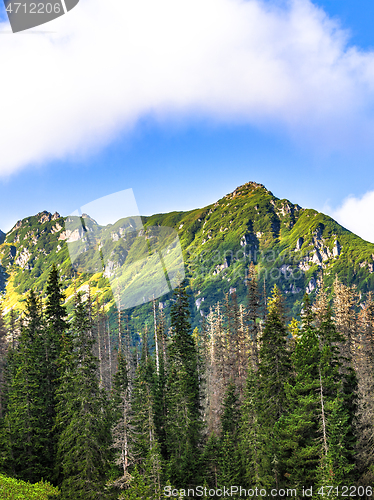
[1,182,374,324]
[0,230,4,244]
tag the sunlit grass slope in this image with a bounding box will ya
[0,473,60,499]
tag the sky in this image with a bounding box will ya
[1,0,374,244]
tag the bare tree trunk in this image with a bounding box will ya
[107,322,112,390]
[319,366,328,456]
[96,299,103,389]
[153,297,159,375]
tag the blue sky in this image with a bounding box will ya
[1,0,374,243]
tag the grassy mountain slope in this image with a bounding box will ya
[1,182,374,325]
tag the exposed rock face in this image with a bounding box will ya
[306,277,317,294]
[277,202,292,217]
[333,240,341,257]
[295,237,304,251]
[298,257,311,272]
[213,260,229,275]
[52,212,61,220]
[51,223,63,234]
[4,246,17,265]
[312,249,322,265]
[59,227,84,242]
[285,283,302,294]
[240,234,251,246]
[0,230,4,244]
[313,225,323,239]
[38,211,52,224]
[103,260,118,278]
[15,248,31,268]
[195,297,205,309]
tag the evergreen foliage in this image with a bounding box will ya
[55,292,111,499]
[257,285,292,490]
[6,291,51,481]
[164,282,203,488]
[0,265,373,498]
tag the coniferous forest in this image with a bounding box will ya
[0,263,374,499]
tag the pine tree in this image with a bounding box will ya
[201,432,220,489]
[257,285,292,490]
[153,309,168,461]
[55,292,111,499]
[44,263,68,475]
[238,366,261,487]
[280,295,322,489]
[0,308,20,475]
[0,303,8,419]
[110,349,133,491]
[6,290,51,481]
[246,262,261,371]
[165,281,203,488]
[316,305,355,488]
[0,303,10,473]
[355,293,374,484]
[225,293,247,396]
[130,336,162,500]
[216,383,242,494]
[332,277,358,479]
[205,303,226,435]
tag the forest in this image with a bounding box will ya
[0,262,373,499]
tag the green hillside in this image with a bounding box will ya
[1,181,374,324]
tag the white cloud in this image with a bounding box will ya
[327,191,374,244]
[2,0,374,174]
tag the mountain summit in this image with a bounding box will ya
[1,182,373,319]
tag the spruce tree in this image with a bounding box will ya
[280,295,322,489]
[165,281,203,488]
[356,293,374,484]
[216,383,242,493]
[257,285,292,490]
[0,303,10,473]
[44,263,68,475]
[153,315,168,461]
[0,303,8,419]
[316,305,355,488]
[246,262,260,370]
[128,336,162,500]
[205,303,226,435]
[6,290,51,481]
[110,348,133,490]
[332,277,358,479]
[238,366,261,487]
[55,292,111,499]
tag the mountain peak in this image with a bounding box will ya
[37,211,61,224]
[226,181,272,199]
